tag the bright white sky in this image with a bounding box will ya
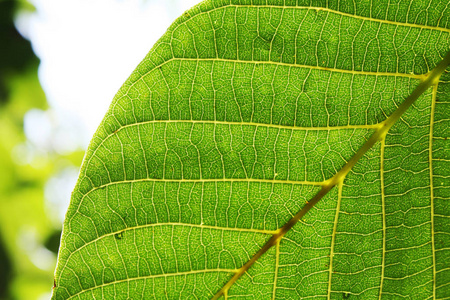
[18,0,202,151]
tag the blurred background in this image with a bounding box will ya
[0,0,201,299]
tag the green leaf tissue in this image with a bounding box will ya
[52,0,450,299]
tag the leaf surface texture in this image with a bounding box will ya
[52,0,450,299]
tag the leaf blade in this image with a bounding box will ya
[52,1,450,299]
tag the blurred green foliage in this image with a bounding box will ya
[0,1,83,299]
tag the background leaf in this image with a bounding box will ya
[53,0,450,299]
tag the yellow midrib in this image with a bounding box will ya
[211,50,450,299]
[56,1,450,296]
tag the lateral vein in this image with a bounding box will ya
[211,50,450,300]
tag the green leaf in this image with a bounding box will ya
[52,1,450,299]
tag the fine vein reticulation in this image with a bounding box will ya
[52,1,450,299]
[212,50,450,300]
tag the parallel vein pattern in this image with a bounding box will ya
[52,1,450,299]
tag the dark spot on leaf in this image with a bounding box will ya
[343,292,351,299]
[259,32,274,43]
[53,278,56,289]
[115,232,124,240]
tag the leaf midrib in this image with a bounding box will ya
[55,1,450,297]
[211,50,450,299]
[58,48,448,300]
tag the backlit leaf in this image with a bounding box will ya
[52,1,450,299]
